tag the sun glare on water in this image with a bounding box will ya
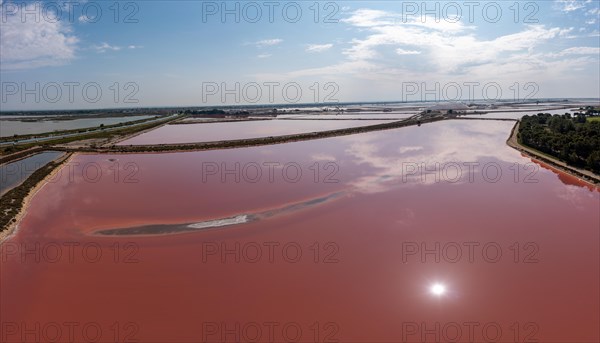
[430,283,446,296]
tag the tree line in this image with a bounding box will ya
[519,111,600,174]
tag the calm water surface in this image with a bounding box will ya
[0,151,64,195]
[277,112,418,120]
[118,119,395,145]
[0,115,154,137]
[1,120,598,342]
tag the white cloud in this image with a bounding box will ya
[553,46,600,56]
[398,146,424,154]
[257,53,272,58]
[0,2,78,70]
[587,7,600,15]
[554,0,588,12]
[252,39,283,47]
[343,9,472,34]
[93,42,121,53]
[290,7,573,79]
[342,9,396,27]
[306,43,333,52]
[128,45,143,49]
[345,14,562,72]
[265,7,599,100]
[340,10,475,65]
[396,48,421,55]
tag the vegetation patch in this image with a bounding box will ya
[519,112,600,174]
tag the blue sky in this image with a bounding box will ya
[1,0,599,110]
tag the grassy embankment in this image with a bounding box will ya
[0,116,161,144]
[0,115,182,158]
